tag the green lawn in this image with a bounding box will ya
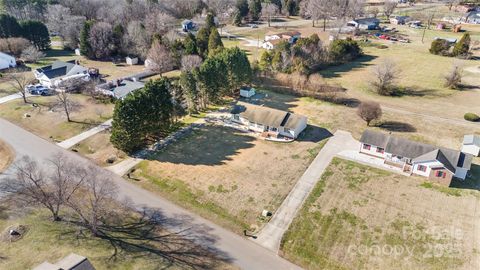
[281,158,479,270]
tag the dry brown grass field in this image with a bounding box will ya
[0,140,14,172]
[281,158,480,270]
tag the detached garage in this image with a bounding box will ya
[462,135,480,156]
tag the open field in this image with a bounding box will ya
[129,124,330,233]
[0,140,14,172]
[0,209,235,270]
[0,95,114,142]
[281,158,480,270]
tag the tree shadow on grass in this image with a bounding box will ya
[390,87,439,97]
[147,125,256,166]
[65,209,232,269]
[378,121,417,132]
[320,55,377,79]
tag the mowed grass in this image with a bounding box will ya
[281,158,480,270]
[0,94,114,141]
[0,209,234,270]
[71,130,127,167]
[0,140,14,172]
[129,124,330,233]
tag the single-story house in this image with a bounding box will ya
[261,39,284,50]
[466,11,480,24]
[456,4,477,13]
[347,18,380,30]
[96,78,145,100]
[33,253,95,270]
[389,15,411,25]
[240,86,255,98]
[0,52,16,70]
[231,101,307,139]
[182,19,195,31]
[34,60,90,88]
[265,31,301,44]
[462,135,480,156]
[360,130,473,185]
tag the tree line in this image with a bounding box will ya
[0,13,49,50]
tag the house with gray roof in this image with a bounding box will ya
[231,101,307,140]
[360,130,472,185]
[34,60,90,88]
[96,79,145,100]
[33,253,95,270]
[462,134,480,156]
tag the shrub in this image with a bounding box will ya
[0,37,30,56]
[371,59,399,96]
[464,113,480,122]
[429,39,451,56]
[329,38,362,63]
[452,33,471,57]
[21,45,45,63]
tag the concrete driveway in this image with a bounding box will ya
[253,130,359,251]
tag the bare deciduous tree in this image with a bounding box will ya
[181,55,203,72]
[262,3,279,27]
[0,38,30,57]
[46,4,86,49]
[383,0,398,18]
[123,20,151,58]
[53,91,82,122]
[357,101,382,126]
[147,40,174,74]
[88,22,115,59]
[8,72,34,103]
[371,59,399,96]
[444,63,463,89]
[21,45,46,63]
[0,154,87,221]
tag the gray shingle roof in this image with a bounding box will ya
[360,130,471,173]
[36,61,87,79]
[231,101,306,129]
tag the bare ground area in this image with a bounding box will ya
[281,158,480,270]
[130,124,331,233]
[70,130,127,167]
[0,94,114,142]
[0,140,14,172]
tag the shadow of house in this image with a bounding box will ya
[148,125,256,166]
[378,121,417,133]
[320,55,377,78]
[296,125,333,143]
[450,163,480,190]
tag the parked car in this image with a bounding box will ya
[248,23,258,28]
[26,84,51,96]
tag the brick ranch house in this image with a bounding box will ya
[231,101,307,140]
[360,130,473,186]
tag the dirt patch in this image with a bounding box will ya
[0,224,28,243]
[0,140,14,172]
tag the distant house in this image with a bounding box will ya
[182,19,195,31]
[462,135,480,157]
[455,4,476,13]
[347,18,380,30]
[125,56,138,65]
[231,101,307,139]
[34,60,90,88]
[0,52,16,70]
[389,15,410,25]
[360,130,473,186]
[96,78,145,100]
[466,11,480,24]
[33,253,95,270]
[261,39,284,50]
[240,86,255,98]
[265,31,301,44]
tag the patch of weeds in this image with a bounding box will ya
[216,185,228,193]
[208,185,215,192]
[231,184,238,191]
[420,182,462,197]
[291,154,301,159]
[271,183,277,188]
[248,196,255,203]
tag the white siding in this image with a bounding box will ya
[359,144,387,158]
[455,168,468,180]
[412,160,444,177]
[462,144,480,156]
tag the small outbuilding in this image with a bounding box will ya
[0,52,16,70]
[182,19,195,31]
[462,135,480,156]
[240,86,256,98]
[126,56,138,65]
[347,18,380,30]
[390,15,410,25]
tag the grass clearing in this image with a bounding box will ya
[129,123,330,233]
[0,140,14,172]
[0,94,114,141]
[281,158,480,270]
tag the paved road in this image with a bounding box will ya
[57,119,112,149]
[0,118,301,270]
[253,130,359,251]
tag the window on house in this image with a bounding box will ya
[271,127,277,132]
[233,115,240,120]
[435,171,446,178]
[363,144,371,150]
[417,165,427,172]
[376,147,385,154]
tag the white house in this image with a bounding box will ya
[360,130,473,186]
[240,86,255,98]
[346,18,380,30]
[0,52,16,70]
[261,39,283,50]
[34,60,90,88]
[462,134,480,156]
[265,31,301,44]
[231,101,307,139]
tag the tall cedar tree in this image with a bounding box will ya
[197,56,228,103]
[249,0,262,21]
[207,27,223,57]
[453,33,471,57]
[80,20,93,57]
[0,14,21,38]
[20,20,50,50]
[236,0,249,17]
[218,47,252,94]
[196,27,210,58]
[110,78,173,153]
[179,70,199,113]
[205,12,216,31]
[183,32,198,55]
